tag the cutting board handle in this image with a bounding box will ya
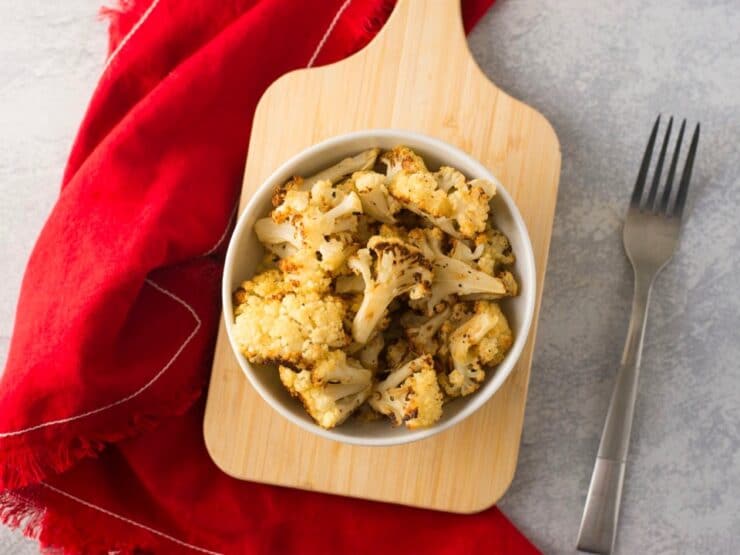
[375,0,469,58]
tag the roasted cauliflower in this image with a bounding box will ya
[233,146,519,430]
[383,148,496,240]
[279,350,372,429]
[369,354,443,429]
[348,236,432,344]
[408,227,512,314]
[439,301,514,397]
[233,270,349,367]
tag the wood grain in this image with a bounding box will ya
[203,0,560,513]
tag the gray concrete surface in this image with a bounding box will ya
[1,1,738,553]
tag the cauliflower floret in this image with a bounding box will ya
[400,304,451,356]
[448,237,484,265]
[388,170,494,239]
[433,165,466,192]
[348,236,432,344]
[369,354,443,429]
[292,181,362,246]
[257,179,362,270]
[310,349,373,387]
[388,171,453,219]
[446,178,494,238]
[439,301,514,397]
[383,148,495,239]
[233,273,349,366]
[253,219,302,251]
[352,171,401,224]
[436,302,474,362]
[380,145,428,179]
[302,148,379,190]
[474,227,515,275]
[279,357,372,429]
[408,227,510,314]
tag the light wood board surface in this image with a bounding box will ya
[204,0,560,513]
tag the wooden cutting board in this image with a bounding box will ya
[204,0,560,513]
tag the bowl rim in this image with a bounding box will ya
[222,128,536,446]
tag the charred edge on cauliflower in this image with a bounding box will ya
[440,301,513,397]
[407,227,509,314]
[369,354,443,429]
[279,361,372,429]
[349,236,433,344]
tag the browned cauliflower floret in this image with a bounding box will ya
[369,354,443,429]
[233,272,349,367]
[439,301,513,397]
[348,236,432,344]
[279,350,372,429]
[436,302,474,363]
[382,148,496,239]
[380,145,428,178]
[474,227,515,275]
[388,171,453,219]
[255,179,363,290]
[408,227,510,314]
[351,171,401,224]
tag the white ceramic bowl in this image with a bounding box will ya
[223,129,536,446]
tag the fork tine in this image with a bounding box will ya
[631,115,661,208]
[672,123,700,218]
[659,119,686,213]
[646,117,673,211]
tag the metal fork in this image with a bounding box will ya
[577,116,700,554]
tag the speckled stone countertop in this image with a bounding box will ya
[1,1,738,553]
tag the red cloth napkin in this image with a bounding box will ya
[0,0,541,552]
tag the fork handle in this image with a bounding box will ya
[577,271,653,553]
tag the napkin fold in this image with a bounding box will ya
[0,0,540,552]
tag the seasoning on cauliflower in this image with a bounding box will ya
[348,236,433,344]
[256,179,362,274]
[385,158,496,239]
[233,271,349,367]
[279,352,372,429]
[474,227,515,275]
[439,300,514,397]
[351,171,401,224]
[388,171,453,220]
[369,354,443,429]
[380,145,428,178]
[408,227,510,314]
[400,304,451,356]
